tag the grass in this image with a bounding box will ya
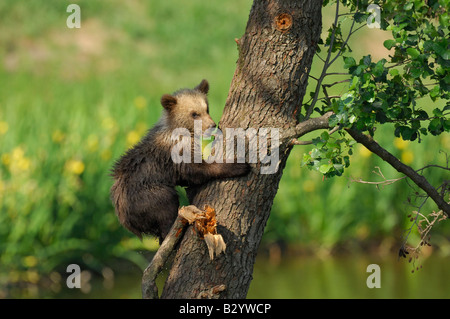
[0,0,448,291]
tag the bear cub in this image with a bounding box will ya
[110,80,250,243]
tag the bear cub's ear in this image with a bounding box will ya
[161,94,177,110]
[195,79,209,95]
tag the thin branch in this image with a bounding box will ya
[305,0,340,120]
[328,1,360,67]
[318,95,341,100]
[400,197,429,258]
[322,79,351,88]
[306,0,362,119]
[291,139,313,145]
[315,52,326,63]
[350,174,407,188]
[346,128,450,217]
[349,164,450,189]
[325,72,350,76]
[416,164,450,173]
[348,23,366,38]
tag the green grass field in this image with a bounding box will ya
[0,0,448,291]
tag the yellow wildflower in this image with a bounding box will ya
[134,96,147,110]
[11,147,25,161]
[102,117,117,131]
[302,179,316,193]
[25,270,40,284]
[394,137,409,150]
[440,134,450,148]
[126,130,141,148]
[23,255,38,268]
[16,157,31,171]
[401,150,414,165]
[1,153,11,166]
[86,134,99,152]
[0,121,8,135]
[65,159,85,175]
[9,147,31,172]
[52,130,65,144]
[359,145,372,158]
[101,149,112,161]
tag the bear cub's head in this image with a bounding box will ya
[160,79,216,133]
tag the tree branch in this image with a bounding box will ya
[291,123,341,146]
[289,111,334,140]
[142,215,187,299]
[346,128,450,217]
[287,114,449,217]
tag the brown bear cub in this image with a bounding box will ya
[110,80,250,243]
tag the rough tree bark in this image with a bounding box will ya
[160,0,324,299]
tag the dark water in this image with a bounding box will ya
[248,254,449,298]
[22,252,448,299]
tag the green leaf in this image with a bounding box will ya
[404,2,413,10]
[341,93,354,105]
[373,61,386,77]
[407,47,420,59]
[439,12,448,28]
[410,67,422,78]
[389,68,399,77]
[329,114,339,127]
[343,56,356,69]
[310,148,322,159]
[321,131,330,141]
[312,137,326,148]
[319,163,333,174]
[430,86,440,99]
[363,55,372,66]
[432,42,447,58]
[428,118,442,135]
[349,76,359,90]
[383,39,396,50]
[333,164,344,175]
[432,108,443,117]
[343,156,350,168]
[443,50,450,60]
[444,119,450,131]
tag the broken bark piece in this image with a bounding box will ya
[204,233,227,260]
[178,204,226,260]
[178,205,205,224]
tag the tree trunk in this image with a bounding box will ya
[161,0,323,299]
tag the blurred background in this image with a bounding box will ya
[0,1,448,298]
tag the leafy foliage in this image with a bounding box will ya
[303,0,449,178]
[301,130,354,177]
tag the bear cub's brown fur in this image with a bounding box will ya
[110,80,250,243]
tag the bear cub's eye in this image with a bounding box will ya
[191,112,200,119]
